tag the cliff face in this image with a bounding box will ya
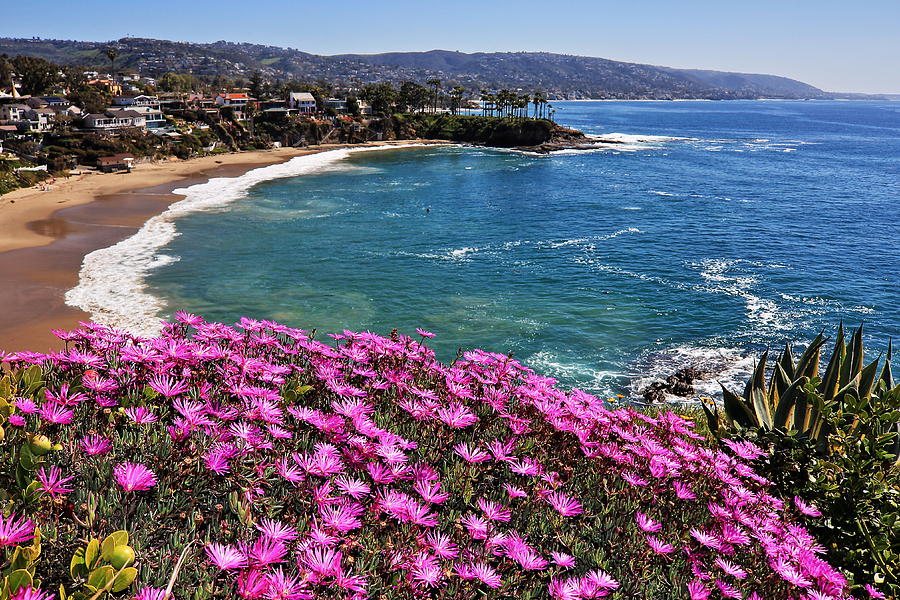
[381,115,591,153]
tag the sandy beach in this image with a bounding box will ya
[0,141,440,352]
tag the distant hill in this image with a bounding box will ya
[0,37,832,100]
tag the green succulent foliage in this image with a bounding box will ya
[67,531,138,600]
[0,529,42,600]
[703,324,899,454]
[709,325,900,597]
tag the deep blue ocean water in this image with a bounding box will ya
[139,101,900,398]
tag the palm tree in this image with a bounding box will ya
[449,86,465,115]
[425,78,442,113]
[105,48,118,77]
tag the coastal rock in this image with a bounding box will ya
[641,367,709,403]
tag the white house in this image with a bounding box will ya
[112,105,165,128]
[112,95,161,110]
[24,108,56,131]
[288,92,316,113]
[215,93,251,108]
[83,110,146,131]
[0,103,29,122]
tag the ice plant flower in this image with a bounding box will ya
[206,543,248,570]
[114,462,157,492]
[0,513,35,546]
[36,466,74,498]
[80,434,112,456]
[794,496,823,517]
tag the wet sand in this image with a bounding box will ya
[0,142,441,352]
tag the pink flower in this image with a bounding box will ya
[646,535,674,554]
[114,462,157,492]
[0,513,35,546]
[125,406,158,424]
[36,466,74,498]
[453,442,491,463]
[135,587,168,600]
[255,518,298,541]
[415,328,435,338]
[551,552,576,569]
[687,580,710,600]
[635,511,662,532]
[39,402,74,424]
[80,434,112,456]
[793,496,822,517]
[546,491,583,517]
[478,498,512,522]
[10,587,55,600]
[866,584,886,599]
[714,557,747,579]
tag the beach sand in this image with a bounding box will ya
[0,141,440,352]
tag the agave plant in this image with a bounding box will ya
[703,324,898,455]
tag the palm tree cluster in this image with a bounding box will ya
[480,89,551,120]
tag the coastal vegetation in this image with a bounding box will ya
[0,316,880,600]
[703,325,900,597]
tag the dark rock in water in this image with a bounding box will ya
[642,367,709,402]
[515,126,598,154]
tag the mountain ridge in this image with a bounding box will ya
[0,36,832,99]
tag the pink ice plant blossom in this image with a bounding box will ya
[114,462,157,492]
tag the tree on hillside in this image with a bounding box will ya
[398,81,429,113]
[249,71,265,100]
[449,86,466,115]
[68,86,110,114]
[10,55,58,95]
[532,91,547,119]
[360,83,398,116]
[0,55,14,93]
[426,78,442,113]
[105,47,118,76]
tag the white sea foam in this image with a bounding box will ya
[629,345,757,402]
[527,350,625,393]
[65,143,438,336]
[649,190,676,197]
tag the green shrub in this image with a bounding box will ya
[707,325,900,595]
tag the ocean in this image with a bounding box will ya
[66,100,900,399]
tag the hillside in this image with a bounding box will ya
[0,37,832,99]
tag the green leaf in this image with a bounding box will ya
[7,569,33,594]
[85,538,100,569]
[858,356,881,400]
[795,332,826,379]
[70,547,88,580]
[100,531,129,562]
[821,325,846,401]
[111,567,138,593]
[721,384,757,428]
[773,376,807,430]
[880,339,893,389]
[87,565,115,590]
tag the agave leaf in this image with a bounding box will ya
[858,355,881,400]
[793,388,814,433]
[774,376,807,431]
[880,339,893,389]
[751,386,773,430]
[700,399,719,435]
[821,326,846,401]
[721,384,757,428]
[841,324,864,386]
[795,332,826,379]
[779,343,795,380]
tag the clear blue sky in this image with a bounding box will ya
[3,0,899,93]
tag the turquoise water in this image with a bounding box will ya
[143,101,900,397]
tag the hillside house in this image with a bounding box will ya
[215,93,251,108]
[96,153,135,172]
[288,92,316,113]
[324,98,348,113]
[0,103,29,122]
[111,105,165,129]
[83,110,146,131]
[23,108,55,131]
